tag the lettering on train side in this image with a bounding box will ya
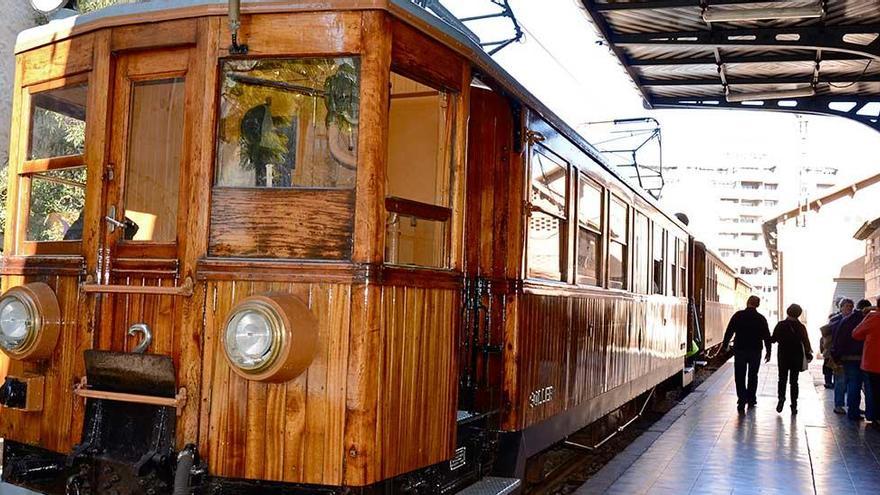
[529,386,554,408]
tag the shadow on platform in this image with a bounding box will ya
[576,357,880,495]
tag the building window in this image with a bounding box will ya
[608,196,628,289]
[764,183,778,190]
[385,73,456,268]
[741,181,761,189]
[527,146,568,281]
[23,80,89,245]
[576,176,602,286]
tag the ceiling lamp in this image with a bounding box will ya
[703,2,824,23]
[726,86,816,103]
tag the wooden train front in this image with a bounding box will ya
[0,4,688,494]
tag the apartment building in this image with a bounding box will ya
[661,156,839,321]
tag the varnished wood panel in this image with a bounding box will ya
[0,274,86,452]
[209,188,355,259]
[378,285,458,479]
[20,34,94,87]
[219,12,364,57]
[512,289,687,429]
[704,301,735,349]
[200,280,351,485]
[110,18,198,51]
[391,20,464,91]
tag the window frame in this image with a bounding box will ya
[607,194,629,290]
[17,74,90,255]
[525,143,570,282]
[575,173,603,287]
[383,71,458,269]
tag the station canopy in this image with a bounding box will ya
[580,1,880,131]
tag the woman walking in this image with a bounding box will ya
[771,304,813,414]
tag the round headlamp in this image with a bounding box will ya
[0,283,60,360]
[221,293,317,382]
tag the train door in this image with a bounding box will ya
[460,85,517,422]
[87,47,201,444]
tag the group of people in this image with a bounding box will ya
[721,295,880,428]
[819,297,880,427]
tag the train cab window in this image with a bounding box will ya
[384,73,456,268]
[632,212,650,294]
[123,78,185,242]
[210,57,360,259]
[527,146,568,281]
[23,80,88,244]
[652,225,665,294]
[608,196,628,289]
[576,176,602,286]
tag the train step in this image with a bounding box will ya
[456,477,521,495]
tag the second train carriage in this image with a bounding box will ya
[0,1,713,493]
[690,242,753,354]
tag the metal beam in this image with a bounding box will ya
[612,25,880,60]
[628,52,869,66]
[651,95,880,132]
[593,0,761,11]
[640,74,880,86]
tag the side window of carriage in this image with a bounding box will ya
[210,57,360,259]
[608,195,628,290]
[576,175,602,286]
[652,224,665,294]
[384,73,456,268]
[526,145,568,281]
[20,78,89,252]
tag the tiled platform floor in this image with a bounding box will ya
[576,358,880,495]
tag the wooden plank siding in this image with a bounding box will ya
[512,290,687,429]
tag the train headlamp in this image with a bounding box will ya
[221,294,317,383]
[0,283,60,361]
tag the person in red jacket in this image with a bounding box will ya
[853,299,880,431]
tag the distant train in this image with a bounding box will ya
[0,1,752,494]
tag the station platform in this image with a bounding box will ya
[576,358,880,495]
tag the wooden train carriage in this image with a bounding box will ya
[691,242,740,352]
[0,1,689,493]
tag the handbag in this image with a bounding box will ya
[800,340,810,372]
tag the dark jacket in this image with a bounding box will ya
[722,307,771,353]
[771,319,812,370]
[831,311,865,361]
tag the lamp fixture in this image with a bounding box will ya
[725,86,816,103]
[703,2,824,23]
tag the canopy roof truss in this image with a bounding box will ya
[581,1,880,131]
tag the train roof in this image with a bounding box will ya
[16,0,689,232]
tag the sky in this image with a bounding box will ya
[443,0,880,186]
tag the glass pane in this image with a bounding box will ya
[678,239,687,295]
[668,237,677,295]
[577,227,600,286]
[29,83,88,160]
[609,241,626,289]
[124,78,185,243]
[530,148,567,217]
[215,58,360,188]
[578,176,601,230]
[385,213,447,267]
[527,211,563,280]
[386,73,454,207]
[633,213,650,294]
[653,225,665,294]
[26,167,86,241]
[609,197,627,241]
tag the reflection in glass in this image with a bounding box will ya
[653,225,665,294]
[28,83,88,160]
[215,58,360,189]
[124,78,185,243]
[609,197,627,240]
[530,151,567,217]
[26,167,86,241]
[528,211,562,281]
[385,213,447,268]
[578,177,602,231]
[577,228,600,286]
[609,242,626,289]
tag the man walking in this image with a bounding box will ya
[722,295,772,411]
